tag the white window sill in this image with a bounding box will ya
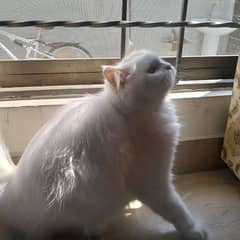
[0,89,232,108]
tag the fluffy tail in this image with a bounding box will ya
[0,133,15,183]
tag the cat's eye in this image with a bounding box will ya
[147,61,159,74]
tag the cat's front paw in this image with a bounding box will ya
[181,224,208,240]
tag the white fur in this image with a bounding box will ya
[0,50,207,239]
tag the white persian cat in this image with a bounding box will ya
[0,50,207,239]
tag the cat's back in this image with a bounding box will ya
[0,93,129,234]
[18,94,107,165]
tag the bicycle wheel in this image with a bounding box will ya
[49,42,92,58]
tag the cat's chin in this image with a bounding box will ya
[168,68,177,88]
[161,71,176,92]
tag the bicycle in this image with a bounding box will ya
[0,28,92,60]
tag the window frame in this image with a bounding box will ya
[0,0,238,100]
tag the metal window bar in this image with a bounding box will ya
[176,0,188,79]
[0,20,239,28]
[121,0,128,58]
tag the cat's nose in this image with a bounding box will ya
[164,63,172,70]
[159,59,172,70]
[162,62,172,70]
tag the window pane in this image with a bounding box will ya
[0,0,121,59]
[127,0,181,56]
[183,0,238,56]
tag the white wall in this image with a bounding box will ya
[0,91,231,157]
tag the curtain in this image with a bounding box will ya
[222,57,240,179]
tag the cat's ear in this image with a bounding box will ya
[102,65,135,89]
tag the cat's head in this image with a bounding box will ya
[102,50,176,109]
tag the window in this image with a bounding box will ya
[0,0,239,100]
[0,0,123,59]
[186,0,239,56]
